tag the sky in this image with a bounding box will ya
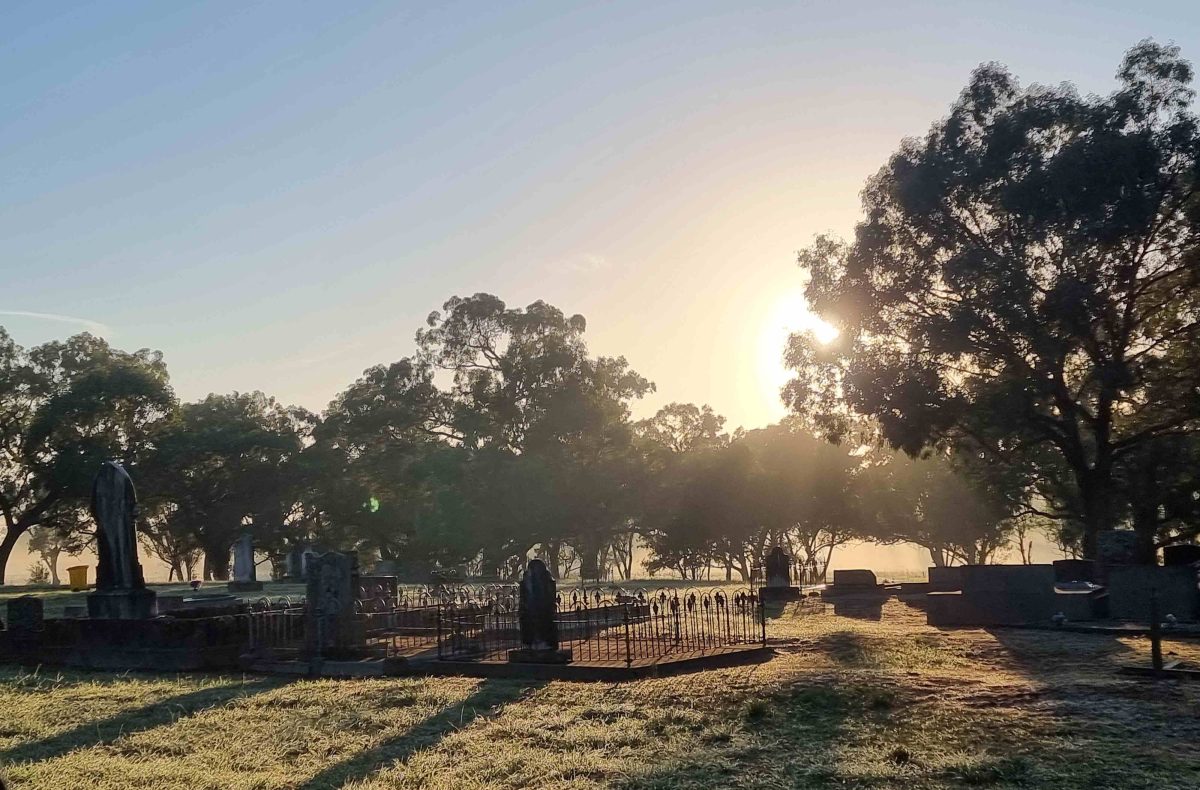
[4,0,1198,432]
[2,1,1197,580]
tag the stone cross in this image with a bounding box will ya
[91,461,146,591]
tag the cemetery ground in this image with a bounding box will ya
[2,599,1199,789]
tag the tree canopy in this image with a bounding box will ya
[786,41,1200,559]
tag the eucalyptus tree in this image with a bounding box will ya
[144,392,311,580]
[787,41,1200,558]
[0,329,175,583]
[417,294,653,576]
[860,451,1015,567]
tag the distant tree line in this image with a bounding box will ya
[0,293,1020,585]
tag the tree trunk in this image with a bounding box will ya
[0,528,24,586]
[1078,466,1115,559]
[203,548,231,581]
[47,548,62,586]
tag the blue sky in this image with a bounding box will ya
[4,0,1198,429]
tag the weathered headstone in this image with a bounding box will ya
[229,533,264,592]
[1097,530,1143,566]
[760,546,801,601]
[86,461,156,619]
[832,569,878,589]
[305,552,362,656]
[1163,545,1200,568]
[509,559,571,664]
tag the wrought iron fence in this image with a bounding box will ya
[749,558,826,588]
[436,586,764,666]
[245,596,307,655]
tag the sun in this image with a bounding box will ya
[755,290,838,422]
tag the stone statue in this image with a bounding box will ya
[518,559,559,650]
[87,461,155,618]
[91,461,145,591]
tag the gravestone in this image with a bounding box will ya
[928,566,964,592]
[1097,530,1143,567]
[305,552,362,656]
[927,564,1058,626]
[832,569,879,589]
[229,533,264,592]
[86,461,156,619]
[1106,565,1200,622]
[760,546,801,601]
[1163,545,1200,568]
[509,559,571,664]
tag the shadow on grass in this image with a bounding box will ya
[0,676,291,765]
[985,626,1137,678]
[812,630,875,667]
[295,678,546,790]
[612,681,873,790]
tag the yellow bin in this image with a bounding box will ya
[67,565,89,591]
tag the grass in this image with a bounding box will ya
[3,600,1200,788]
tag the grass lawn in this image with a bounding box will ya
[2,599,1199,789]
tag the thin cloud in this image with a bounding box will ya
[0,310,112,336]
[563,254,610,274]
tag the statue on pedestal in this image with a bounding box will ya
[87,461,156,619]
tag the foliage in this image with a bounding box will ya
[786,41,1200,559]
[140,392,312,580]
[0,330,175,583]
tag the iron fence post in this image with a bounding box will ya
[436,603,443,659]
[623,604,633,668]
[759,598,767,647]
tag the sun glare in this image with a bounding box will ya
[756,290,838,422]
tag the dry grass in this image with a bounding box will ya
[2,599,1199,789]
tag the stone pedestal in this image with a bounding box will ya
[759,586,801,601]
[87,588,157,620]
[507,647,573,664]
[227,580,264,593]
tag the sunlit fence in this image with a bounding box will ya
[436,586,765,667]
[243,583,769,667]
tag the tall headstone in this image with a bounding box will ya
[305,552,361,656]
[229,533,263,592]
[509,559,571,663]
[760,546,801,601]
[86,461,156,619]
